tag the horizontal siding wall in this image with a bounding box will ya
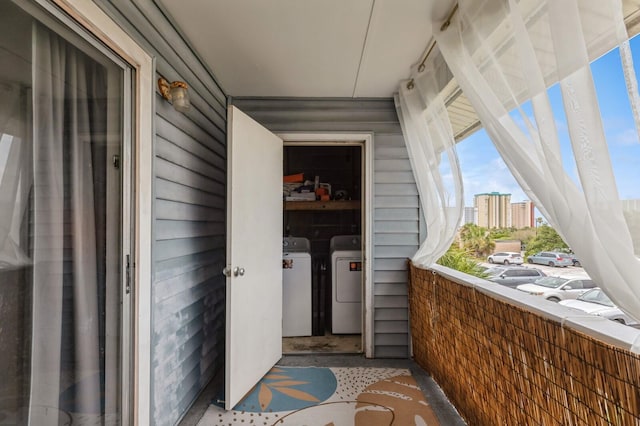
[233,97,418,358]
[152,93,226,426]
[94,1,227,425]
[373,133,419,358]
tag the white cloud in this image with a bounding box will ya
[456,129,532,207]
[614,128,639,146]
[460,155,528,206]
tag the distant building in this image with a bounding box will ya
[621,199,640,254]
[463,207,476,225]
[621,199,640,211]
[475,192,511,228]
[511,200,535,229]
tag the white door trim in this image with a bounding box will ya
[278,132,375,358]
[52,1,154,424]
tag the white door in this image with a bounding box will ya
[225,106,283,410]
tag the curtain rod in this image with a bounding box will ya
[406,3,458,90]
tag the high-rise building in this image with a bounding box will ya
[474,192,511,228]
[463,207,476,225]
[511,200,535,229]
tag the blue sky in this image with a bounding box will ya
[456,35,640,209]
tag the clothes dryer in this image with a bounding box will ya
[282,237,312,337]
[330,235,362,334]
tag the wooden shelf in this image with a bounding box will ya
[284,200,361,211]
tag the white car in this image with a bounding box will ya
[516,276,596,302]
[487,252,523,265]
[559,288,639,326]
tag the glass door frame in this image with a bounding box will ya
[15,0,155,423]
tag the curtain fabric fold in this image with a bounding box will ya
[394,50,464,267]
[30,23,106,424]
[427,0,640,316]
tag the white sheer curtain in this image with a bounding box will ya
[0,84,31,269]
[395,50,464,266]
[433,0,640,316]
[29,23,107,424]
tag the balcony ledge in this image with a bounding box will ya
[426,264,640,354]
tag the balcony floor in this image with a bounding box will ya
[180,355,466,425]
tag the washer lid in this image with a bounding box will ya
[330,235,361,252]
[283,237,311,253]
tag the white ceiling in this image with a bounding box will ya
[158,0,456,98]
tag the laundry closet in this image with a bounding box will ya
[282,144,363,353]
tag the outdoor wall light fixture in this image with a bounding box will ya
[158,77,191,112]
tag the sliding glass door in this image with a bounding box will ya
[0,1,131,424]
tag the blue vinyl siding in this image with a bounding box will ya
[95,1,227,424]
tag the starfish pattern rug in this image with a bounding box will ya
[198,366,440,426]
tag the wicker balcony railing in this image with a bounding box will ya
[409,263,640,425]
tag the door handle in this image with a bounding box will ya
[223,267,245,277]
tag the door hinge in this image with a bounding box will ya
[125,254,132,294]
[113,154,120,169]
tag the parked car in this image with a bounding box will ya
[568,256,581,267]
[559,288,639,326]
[526,251,573,267]
[483,265,509,276]
[516,276,596,302]
[487,266,546,288]
[552,248,581,267]
[487,252,523,265]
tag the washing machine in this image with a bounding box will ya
[282,237,312,337]
[330,235,362,334]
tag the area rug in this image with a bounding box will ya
[199,366,440,426]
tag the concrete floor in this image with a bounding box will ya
[283,333,362,354]
[179,354,466,426]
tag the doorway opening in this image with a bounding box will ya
[282,143,364,354]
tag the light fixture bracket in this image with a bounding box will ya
[158,77,171,101]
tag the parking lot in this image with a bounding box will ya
[479,259,640,328]
[480,261,589,279]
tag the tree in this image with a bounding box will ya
[459,223,495,258]
[489,228,512,240]
[511,228,536,242]
[535,217,544,235]
[437,245,488,278]
[525,224,569,256]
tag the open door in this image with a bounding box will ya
[225,106,283,410]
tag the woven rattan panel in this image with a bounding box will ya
[409,265,640,425]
